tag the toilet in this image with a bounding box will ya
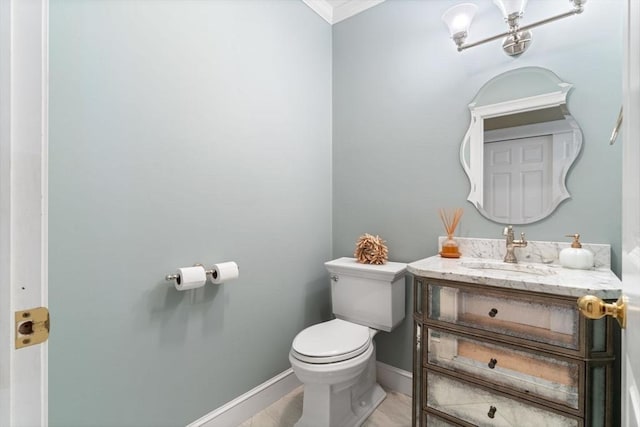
[289,257,407,427]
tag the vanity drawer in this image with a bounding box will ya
[425,327,581,410]
[423,412,460,426]
[425,370,581,427]
[425,281,580,353]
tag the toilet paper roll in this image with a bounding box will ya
[211,261,239,284]
[175,266,207,291]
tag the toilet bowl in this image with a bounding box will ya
[289,319,384,427]
[289,258,407,427]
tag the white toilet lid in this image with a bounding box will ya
[291,319,371,363]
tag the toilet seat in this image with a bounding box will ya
[291,319,371,364]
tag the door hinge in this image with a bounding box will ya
[15,307,50,349]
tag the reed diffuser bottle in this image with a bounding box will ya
[439,208,463,258]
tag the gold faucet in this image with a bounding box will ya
[503,225,527,263]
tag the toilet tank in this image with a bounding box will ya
[325,257,407,332]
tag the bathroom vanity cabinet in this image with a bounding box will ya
[411,276,618,427]
[413,277,617,427]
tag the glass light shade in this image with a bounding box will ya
[441,3,478,37]
[493,0,528,18]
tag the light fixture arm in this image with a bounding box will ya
[456,2,585,54]
[518,7,584,34]
[458,28,512,52]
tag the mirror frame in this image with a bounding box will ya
[460,68,582,224]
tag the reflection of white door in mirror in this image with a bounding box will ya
[484,135,552,223]
[460,67,582,224]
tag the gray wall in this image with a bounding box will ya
[49,1,331,426]
[332,0,623,372]
[49,0,623,423]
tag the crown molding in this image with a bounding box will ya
[303,0,386,25]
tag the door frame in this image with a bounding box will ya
[0,0,49,425]
[622,0,640,424]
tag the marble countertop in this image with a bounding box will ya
[407,256,621,299]
[439,236,613,268]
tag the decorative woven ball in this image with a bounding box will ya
[354,233,388,265]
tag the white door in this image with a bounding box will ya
[0,0,49,426]
[621,0,640,425]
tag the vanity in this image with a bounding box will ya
[408,237,622,427]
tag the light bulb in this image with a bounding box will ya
[442,3,478,37]
[493,0,528,19]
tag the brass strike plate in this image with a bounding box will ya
[15,307,50,349]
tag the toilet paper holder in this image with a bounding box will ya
[165,264,213,283]
[165,263,239,284]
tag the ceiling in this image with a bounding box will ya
[302,0,386,25]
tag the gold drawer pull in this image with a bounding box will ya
[488,405,497,419]
[488,308,498,318]
[488,358,498,369]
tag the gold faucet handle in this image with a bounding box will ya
[520,232,526,241]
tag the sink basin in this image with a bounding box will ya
[459,260,557,276]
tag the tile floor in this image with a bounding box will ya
[238,386,412,427]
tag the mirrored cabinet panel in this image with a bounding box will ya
[426,370,581,427]
[427,283,580,351]
[426,328,581,409]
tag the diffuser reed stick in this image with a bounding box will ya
[439,208,463,258]
[439,208,463,237]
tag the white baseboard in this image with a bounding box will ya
[376,361,413,397]
[187,362,412,427]
[187,368,302,427]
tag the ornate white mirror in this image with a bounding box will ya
[460,67,582,224]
